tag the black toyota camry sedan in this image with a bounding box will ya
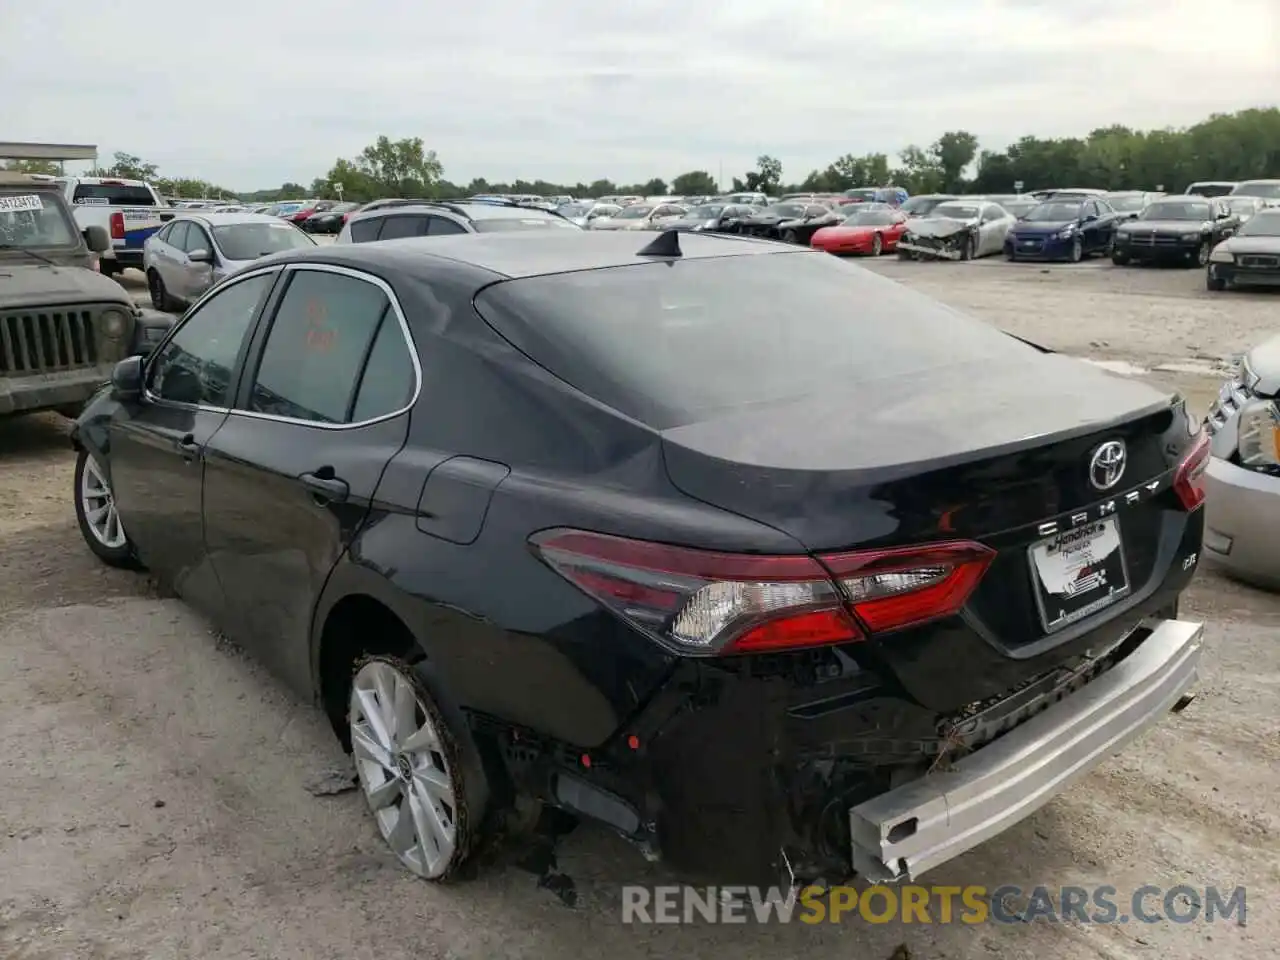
[70,229,1208,889]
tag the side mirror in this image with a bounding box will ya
[110,356,144,401]
[84,225,111,253]
[188,248,213,264]
[1083,213,1099,223]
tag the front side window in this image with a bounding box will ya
[246,270,405,424]
[147,273,274,406]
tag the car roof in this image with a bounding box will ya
[269,229,798,280]
[176,212,289,226]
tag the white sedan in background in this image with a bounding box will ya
[142,212,315,311]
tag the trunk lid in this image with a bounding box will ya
[661,354,1194,706]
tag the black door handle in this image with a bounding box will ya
[177,433,200,461]
[300,470,349,503]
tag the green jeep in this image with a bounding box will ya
[0,172,171,417]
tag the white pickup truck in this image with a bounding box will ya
[48,176,179,278]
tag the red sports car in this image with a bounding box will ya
[811,208,909,255]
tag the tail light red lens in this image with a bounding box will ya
[109,211,125,240]
[1173,430,1210,510]
[529,529,994,656]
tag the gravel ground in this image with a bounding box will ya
[0,259,1276,960]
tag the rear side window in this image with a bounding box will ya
[247,270,395,424]
[474,252,1036,430]
[349,218,381,243]
[72,183,156,205]
[427,216,468,235]
[378,215,426,240]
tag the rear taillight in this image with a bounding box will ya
[529,530,994,656]
[109,212,125,240]
[1173,430,1210,510]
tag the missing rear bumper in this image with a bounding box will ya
[847,618,1203,883]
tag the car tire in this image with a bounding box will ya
[349,654,490,882]
[1207,274,1227,292]
[73,448,140,569]
[1195,242,1210,267]
[1111,251,1130,266]
[897,249,915,260]
[148,269,179,312]
[871,233,883,256]
[1005,248,1016,261]
[781,229,798,244]
[1104,234,1116,257]
[960,235,976,261]
[1069,236,1084,263]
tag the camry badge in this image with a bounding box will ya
[1089,440,1127,491]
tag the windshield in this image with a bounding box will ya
[1024,201,1083,222]
[844,189,879,201]
[762,203,806,218]
[1137,201,1211,221]
[1003,199,1039,216]
[1237,211,1280,237]
[687,205,725,219]
[472,217,580,232]
[615,205,654,219]
[899,196,950,215]
[0,192,78,247]
[71,183,156,206]
[474,251,1035,431]
[1232,181,1280,200]
[1105,195,1149,212]
[930,204,980,220]
[843,211,896,226]
[212,221,316,260]
[557,204,589,217]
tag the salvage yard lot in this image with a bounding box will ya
[1,260,1277,960]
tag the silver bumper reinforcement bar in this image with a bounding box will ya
[848,618,1204,883]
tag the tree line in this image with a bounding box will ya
[4,106,1275,202]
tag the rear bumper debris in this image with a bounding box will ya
[847,617,1203,882]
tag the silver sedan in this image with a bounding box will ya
[143,212,316,311]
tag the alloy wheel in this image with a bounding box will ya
[872,234,882,256]
[80,455,127,550]
[350,659,460,879]
[1197,243,1210,266]
[1070,236,1083,262]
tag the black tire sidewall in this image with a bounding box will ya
[351,652,495,882]
[1070,237,1083,262]
[73,448,137,568]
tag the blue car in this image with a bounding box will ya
[1004,197,1123,262]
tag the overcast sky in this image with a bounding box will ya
[4,0,1277,190]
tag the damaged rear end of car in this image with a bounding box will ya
[469,242,1207,888]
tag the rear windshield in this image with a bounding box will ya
[72,183,157,205]
[473,251,1033,430]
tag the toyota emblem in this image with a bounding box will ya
[1089,440,1127,491]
